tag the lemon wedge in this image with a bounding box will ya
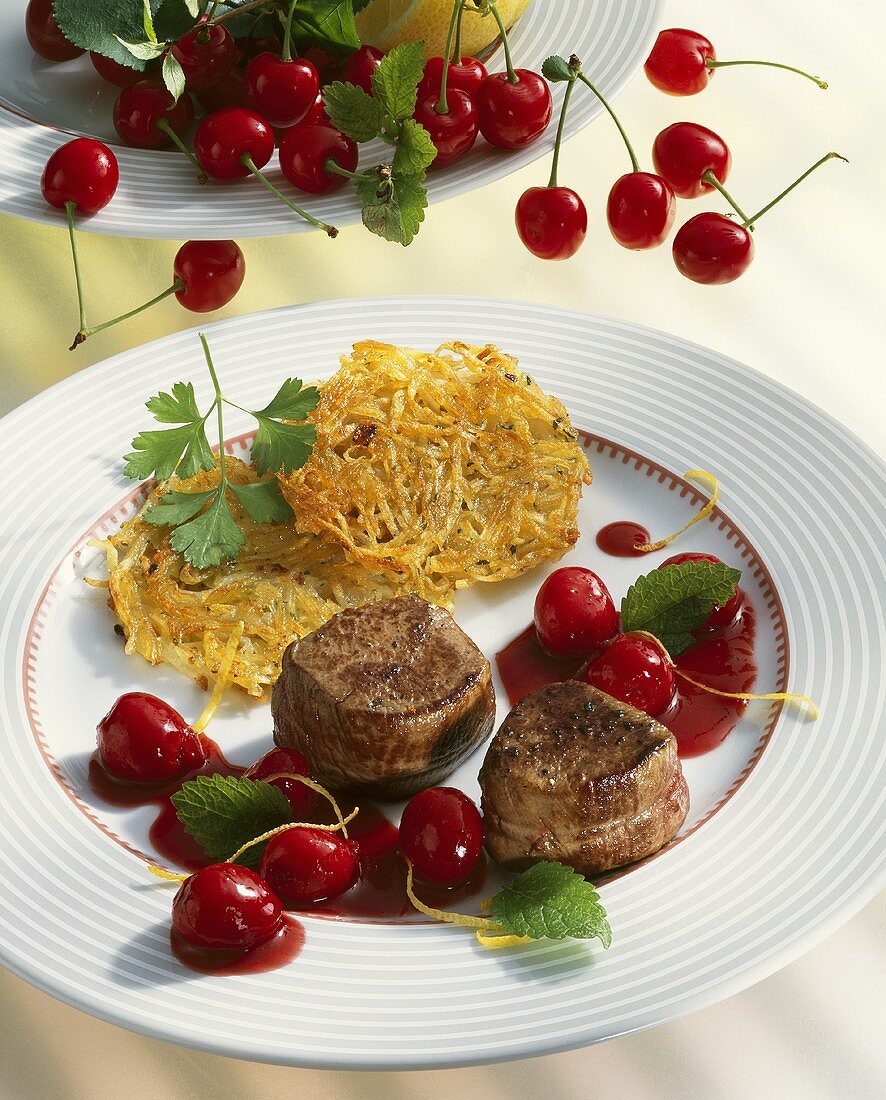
[356,0,533,59]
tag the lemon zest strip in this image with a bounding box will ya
[404,858,501,932]
[83,576,110,589]
[475,930,534,949]
[262,771,352,840]
[148,864,189,883]
[194,621,244,732]
[636,470,720,552]
[224,809,359,866]
[674,668,820,719]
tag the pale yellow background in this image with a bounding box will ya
[1,0,884,1096]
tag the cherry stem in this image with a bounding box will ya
[241,154,339,236]
[453,0,466,63]
[156,119,208,184]
[71,279,185,349]
[575,70,640,173]
[210,0,272,27]
[547,69,577,189]
[707,58,828,90]
[282,0,297,62]
[324,159,374,181]
[64,201,87,340]
[702,171,752,225]
[483,2,518,84]
[436,0,464,114]
[744,152,847,227]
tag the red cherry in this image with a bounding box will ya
[41,138,119,215]
[242,34,285,61]
[659,552,742,628]
[25,0,83,62]
[673,212,754,285]
[172,240,245,313]
[515,186,587,260]
[194,107,275,179]
[244,746,316,817]
[196,63,250,112]
[113,80,195,149]
[172,864,283,951]
[245,53,320,128]
[606,172,676,250]
[302,47,338,84]
[413,89,478,167]
[338,45,384,93]
[476,70,552,149]
[419,56,488,100]
[645,29,716,96]
[278,123,357,193]
[90,51,143,86]
[301,91,329,126]
[584,634,676,716]
[652,121,731,199]
[534,567,619,658]
[96,692,206,783]
[259,827,359,906]
[398,787,483,885]
[171,23,236,93]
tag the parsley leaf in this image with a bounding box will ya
[621,560,742,656]
[168,488,246,569]
[171,775,292,868]
[146,381,204,423]
[251,419,317,476]
[393,119,437,175]
[123,421,215,481]
[253,378,320,422]
[356,171,427,246]
[323,80,386,142]
[229,479,294,524]
[489,862,612,946]
[371,41,426,120]
[143,487,217,527]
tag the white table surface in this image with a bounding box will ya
[1,1,883,1096]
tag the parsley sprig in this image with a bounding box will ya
[125,332,318,569]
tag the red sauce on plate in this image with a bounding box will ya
[495,595,757,757]
[596,521,651,557]
[170,917,305,975]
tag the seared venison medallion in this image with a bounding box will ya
[479,681,689,875]
[272,596,495,800]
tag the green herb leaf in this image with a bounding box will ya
[142,0,158,42]
[371,41,426,121]
[54,0,153,69]
[153,0,202,42]
[168,489,246,569]
[356,171,427,246]
[288,0,361,58]
[251,418,318,476]
[123,422,216,481]
[146,381,203,423]
[392,119,437,175]
[323,80,385,142]
[171,774,292,868]
[143,487,217,527]
[253,378,321,422]
[542,54,575,83]
[114,35,165,60]
[621,560,742,656]
[161,51,186,105]
[229,478,295,524]
[489,862,612,946]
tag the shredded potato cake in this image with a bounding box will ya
[103,342,590,700]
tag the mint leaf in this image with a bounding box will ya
[253,378,320,421]
[171,775,292,867]
[542,55,575,83]
[161,51,186,105]
[143,487,216,527]
[323,80,385,141]
[489,862,612,946]
[371,41,426,121]
[251,418,317,476]
[54,0,153,69]
[356,171,427,246]
[229,479,294,524]
[168,489,246,568]
[621,560,742,656]
[393,119,437,175]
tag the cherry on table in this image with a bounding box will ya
[173,240,246,313]
[476,69,552,149]
[25,0,84,62]
[413,88,478,167]
[171,22,236,93]
[660,552,741,629]
[90,51,143,87]
[245,53,320,129]
[607,171,676,250]
[533,566,619,658]
[584,633,676,717]
[259,826,360,906]
[338,45,384,94]
[398,787,483,886]
[515,186,587,260]
[113,79,195,150]
[244,746,316,817]
[96,692,207,784]
[41,138,119,215]
[672,212,755,285]
[652,121,731,199]
[172,864,283,951]
[279,123,357,193]
[419,55,488,100]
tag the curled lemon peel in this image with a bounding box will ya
[262,772,351,840]
[194,621,244,732]
[83,576,110,589]
[404,858,522,948]
[148,864,189,883]
[636,470,719,552]
[475,930,534,949]
[224,808,359,866]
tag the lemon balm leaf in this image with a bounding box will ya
[489,862,612,946]
[393,119,437,176]
[371,41,426,120]
[172,775,292,867]
[323,80,385,142]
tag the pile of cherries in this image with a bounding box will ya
[95,691,484,967]
[532,551,742,717]
[516,28,839,285]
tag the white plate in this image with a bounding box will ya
[0,0,659,238]
[0,297,883,1069]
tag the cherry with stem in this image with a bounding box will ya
[245,1,320,128]
[413,0,478,167]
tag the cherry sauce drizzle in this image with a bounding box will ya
[596,521,651,557]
